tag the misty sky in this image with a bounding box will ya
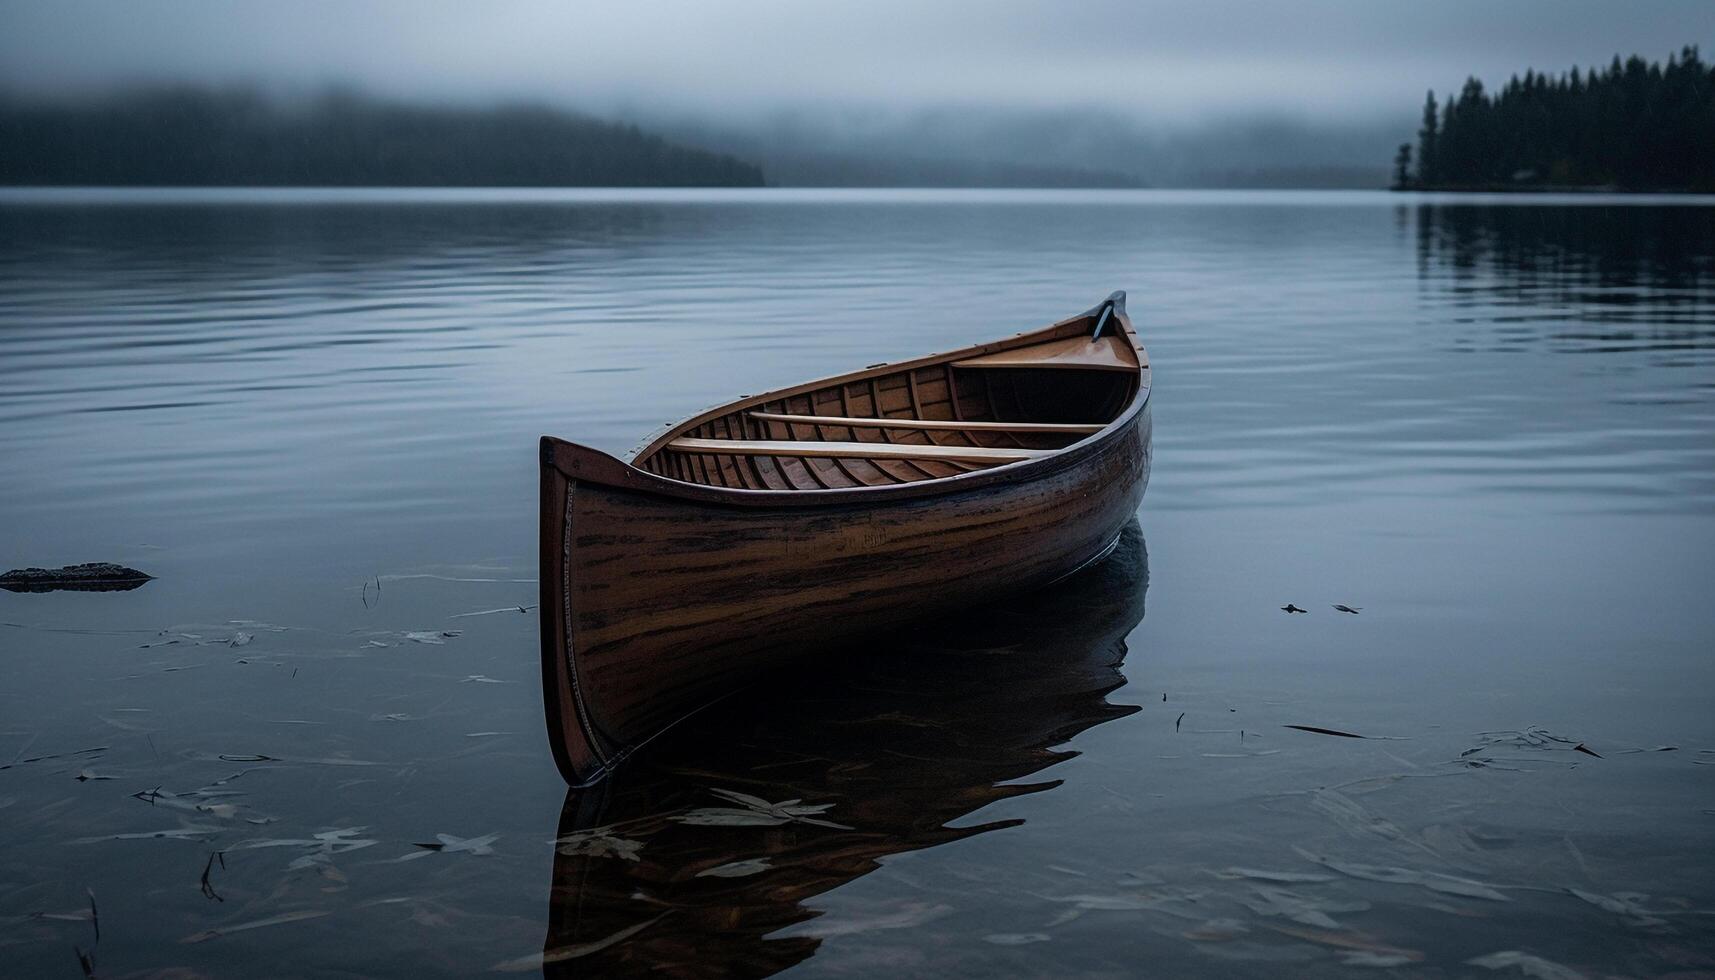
[2,0,1710,124]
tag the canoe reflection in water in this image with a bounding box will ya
[538,521,1148,978]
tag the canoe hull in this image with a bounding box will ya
[540,401,1150,784]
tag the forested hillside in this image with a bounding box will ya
[1395,47,1713,192]
[0,89,766,187]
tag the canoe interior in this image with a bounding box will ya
[636,361,1140,490]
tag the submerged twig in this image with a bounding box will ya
[200,851,226,902]
[0,745,108,772]
[74,888,100,978]
[1285,725,1367,739]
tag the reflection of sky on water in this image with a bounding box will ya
[0,190,1710,976]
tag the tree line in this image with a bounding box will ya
[1394,46,1714,192]
[0,88,766,187]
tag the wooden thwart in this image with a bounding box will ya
[666,437,1049,464]
[747,411,1102,435]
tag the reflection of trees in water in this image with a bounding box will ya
[1415,204,1715,353]
[1415,204,1715,302]
[539,522,1149,979]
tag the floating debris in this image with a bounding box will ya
[1461,728,1605,767]
[206,752,377,767]
[180,909,329,944]
[1,563,152,593]
[450,605,538,619]
[696,857,772,878]
[398,832,499,860]
[1280,604,1307,614]
[554,828,642,862]
[1285,725,1367,739]
[131,788,252,821]
[674,788,852,829]
[228,828,378,869]
[71,824,222,844]
[403,630,462,645]
[1,745,108,772]
[1332,604,1362,615]
[74,770,114,782]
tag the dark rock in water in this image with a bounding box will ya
[0,562,154,593]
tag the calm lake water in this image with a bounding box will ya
[2,188,1713,978]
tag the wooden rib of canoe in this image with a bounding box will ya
[539,291,1152,785]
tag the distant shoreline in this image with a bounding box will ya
[6,187,1715,204]
[1393,184,1713,195]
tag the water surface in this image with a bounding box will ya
[2,189,1713,977]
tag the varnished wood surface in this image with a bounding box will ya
[540,292,1152,785]
[623,291,1149,492]
[648,356,1131,488]
[745,411,1104,434]
[665,436,1051,462]
[950,332,1140,371]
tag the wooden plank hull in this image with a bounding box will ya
[540,294,1152,785]
[541,405,1149,784]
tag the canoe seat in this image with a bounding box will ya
[747,412,1103,435]
[951,334,1139,372]
[666,437,1049,464]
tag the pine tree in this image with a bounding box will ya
[1393,143,1413,188]
[1417,91,1439,184]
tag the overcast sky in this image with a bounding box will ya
[2,0,1710,123]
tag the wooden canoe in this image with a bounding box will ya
[540,291,1152,785]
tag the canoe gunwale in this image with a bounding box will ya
[623,292,1144,492]
[542,296,1149,509]
[542,385,1146,509]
